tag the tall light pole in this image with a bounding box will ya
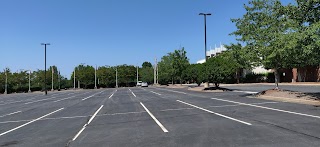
[94,65,97,89]
[51,66,54,91]
[115,67,118,88]
[73,67,76,90]
[41,43,50,95]
[154,58,157,85]
[4,70,7,94]
[136,65,139,86]
[58,70,61,91]
[156,64,159,84]
[28,70,31,93]
[109,66,118,88]
[199,13,211,62]
[21,69,32,93]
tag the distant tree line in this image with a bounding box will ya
[71,63,154,89]
[0,66,71,94]
[0,63,155,94]
[157,47,249,87]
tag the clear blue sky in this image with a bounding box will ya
[0,0,294,78]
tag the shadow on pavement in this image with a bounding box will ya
[203,87,233,91]
[298,92,320,100]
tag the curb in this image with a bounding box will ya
[249,95,320,106]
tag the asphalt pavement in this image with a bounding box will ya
[0,87,320,147]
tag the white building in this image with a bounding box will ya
[196,44,271,76]
[196,44,227,64]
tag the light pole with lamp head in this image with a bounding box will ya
[21,69,32,93]
[73,67,76,90]
[94,65,97,89]
[41,43,50,95]
[4,69,8,94]
[107,65,118,88]
[136,65,139,86]
[51,66,54,91]
[199,13,211,62]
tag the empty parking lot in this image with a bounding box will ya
[0,87,320,147]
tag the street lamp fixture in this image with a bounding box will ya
[106,65,118,88]
[136,65,139,87]
[115,67,118,88]
[73,67,76,90]
[199,13,211,62]
[51,66,54,91]
[21,69,32,93]
[94,65,97,89]
[41,43,50,95]
[4,69,8,94]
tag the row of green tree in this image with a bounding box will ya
[0,43,252,92]
[157,47,249,87]
[71,63,154,89]
[0,63,155,93]
[0,66,70,94]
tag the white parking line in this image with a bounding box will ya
[156,88,187,94]
[108,93,114,99]
[129,89,136,97]
[98,111,146,116]
[150,91,161,95]
[211,97,320,119]
[87,105,103,124]
[0,108,64,137]
[108,90,117,99]
[131,92,136,97]
[177,100,252,125]
[82,95,94,101]
[159,107,194,112]
[54,96,76,102]
[0,111,22,118]
[72,105,104,141]
[207,101,279,108]
[82,91,104,101]
[159,101,279,112]
[233,90,258,94]
[140,102,168,132]
[0,111,148,124]
[24,97,56,104]
[0,116,89,124]
[0,98,36,105]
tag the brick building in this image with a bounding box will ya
[280,66,320,82]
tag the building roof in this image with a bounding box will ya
[196,44,227,64]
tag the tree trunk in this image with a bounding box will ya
[172,77,174,85]
[303,68,307,82]
[274,68,280,89]
[214,82,219,88]
[236,69,240,84]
